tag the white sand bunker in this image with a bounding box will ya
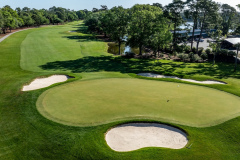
[138,73,226,84]
[105,123,188,152]
[22,75,68,91]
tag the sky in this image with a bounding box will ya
[0,0,239,11]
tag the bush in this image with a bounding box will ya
[200,52,208,60]
[177,53,189,61]
[175,45,184,53]
[192,47,196,53]
[205,48,211,54]
[184,45,191,53]
[217,49,228,56]
[228,51,236,57]
[124,52,135,58]
[198,47,204,55]
[189,52,202,62]
[192,54,202,62]
[189,52,194,59]
[165,46,172,53]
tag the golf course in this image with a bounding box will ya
[1,21,240,159]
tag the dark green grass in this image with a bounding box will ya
[1,22,240,159]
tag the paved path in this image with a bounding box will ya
[0,28,31,43]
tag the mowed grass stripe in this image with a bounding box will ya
[20,22,109,72]
[37,78,240,127]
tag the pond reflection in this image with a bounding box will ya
[107,42,140,55]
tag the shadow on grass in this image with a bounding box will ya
[62,24,103,42]
[39,56,240,79]
[63,35,95,42]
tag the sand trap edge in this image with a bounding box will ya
[22,75,69,91]
[138,73,226,85]
[105,122,188,152]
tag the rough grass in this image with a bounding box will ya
[1,21,240,159]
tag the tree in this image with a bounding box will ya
[0,11,4,33]
[165,0,185,53]
[234,26,240,35]
[184,0,199,51]
[100,5,108,11]
[92,8,98,13]
[149,15,173,57]
[234,43,240,72]
[107,6,129,55]
[128,4,163,55]
[208,29,225,65]
[195,0,219,55]
[84,12,101,33]
[152,3,163,9]
[220,4,236,35]
[76,10,86,20]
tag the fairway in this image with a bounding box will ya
[37,78,240,127]
[20,23,109,72]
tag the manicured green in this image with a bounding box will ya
[1,21,240,159]
[20,22,108,72]
[37,78,240,127]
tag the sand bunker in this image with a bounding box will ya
[138,73,226,84]
[22,75,68,91]
[105,123,188,152]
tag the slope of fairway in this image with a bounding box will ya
[37,78,240,127]
[20,22,109,72]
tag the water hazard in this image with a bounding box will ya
[107,42,140,55]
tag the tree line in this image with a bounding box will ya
[84,0,240,56]
[0,5,90,34]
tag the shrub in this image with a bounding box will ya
[205,48,211,54]
[200,52,208,60]
[189,52,202,62]
[175,45,184,53]
[192,47,196,53]
[124,52,135,58]
[198,47,204,55]
[184,45,191,53]
[192,54,202,62]
[189,52,194,59]
[228,51,236,56]
[218,49,228,56]
[177,53,189,61]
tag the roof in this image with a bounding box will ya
[225,38,240,45]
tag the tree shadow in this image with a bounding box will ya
[39,56,240,79]
[62,35,95,42]
[40,56,158,73]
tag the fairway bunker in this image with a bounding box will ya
[105,123,188,152]
[22,75,68,91]
[138,73,226,84]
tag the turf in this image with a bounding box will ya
[1,21,240,159]
[37,78,240,127]
[20,22,109,72]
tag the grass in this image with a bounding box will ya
[37,78,240,127]
[20,22,109,72]
[1,21,240,159]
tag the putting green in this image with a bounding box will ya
[37,78,240,127]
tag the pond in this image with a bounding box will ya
[107,42,141,55]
